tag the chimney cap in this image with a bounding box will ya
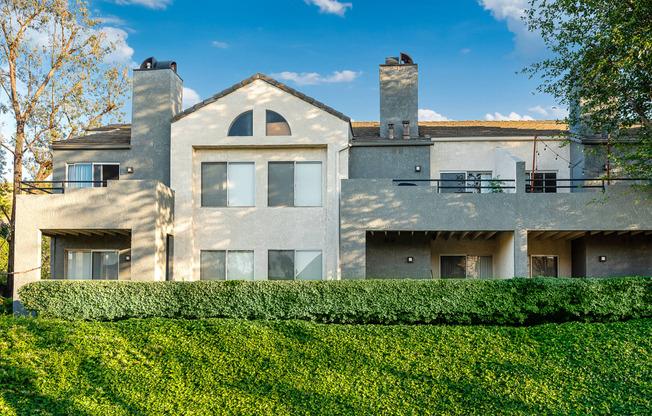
[400,52,414,64]
[140,57,177,72]
[385,56,400,65]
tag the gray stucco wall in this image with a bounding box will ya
[340,179,652,280]
[52,149,133,183]
[366,232,430,279]
[349,143,431,182]
[572,234,652,277]
[379,64,418,138]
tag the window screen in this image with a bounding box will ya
[268,162,294,206]
[201,163,227,207]
[441,256,467,279]
[228,111,253,136]
[227,163,255,206]
[268,250,294,280]
[296,251,322,280]
[201,250,226,281]
[227,251,254,280]
[295,162,322,206]
[531,256,558,277]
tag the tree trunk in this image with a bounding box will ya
[5,126,24,299]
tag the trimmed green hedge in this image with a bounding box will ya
[0,297,11,316]
[19,277,652,324]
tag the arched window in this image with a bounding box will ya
[228,111,253,136]
[266,110,291,136]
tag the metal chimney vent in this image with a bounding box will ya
[385,57,400,65]
[400,53,414,64]
[140,57,177,72]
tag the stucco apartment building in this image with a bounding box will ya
[13,54,652,307]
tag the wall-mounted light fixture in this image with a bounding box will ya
[598,256,607,262]
[125,255,131,262]
[415,165,422,173]
[407,256,414,264]
[126,167,134,174]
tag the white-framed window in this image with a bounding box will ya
[531,255,558,277]
[268,250,323,280]
[268,161,322,207]
[200,250,254,280]
[526,171,558,193]
[201,162,255,207]
[66,250,119,280]
[66,163,119,188]
[439,171,492,193]
[228,111,253,136]
[440,255,493,279]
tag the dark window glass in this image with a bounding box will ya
[441,256,466,279]
[201,163,227,207]
[93,164,120,187]
[467,255,493,279]
[268,162,294,206]
[228,111,253,136]
[201,250,226,281]
[268,250,294,280]
[266,110,291,136]
[440,173,466,193]
[532,256,558,277]
[92,251,119,280]
[527,172,557,193]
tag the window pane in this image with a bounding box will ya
[268,162,294,206]
[441,256,466,279]
[227,251,254,280]
[295,162,322,206]
[296,250,322,280]
[467,255,493,279]
[102,164,120,181]
[268,250,294,280]
[201,250,226,281]
[228,162,255,206]
[228,111,253,136]
[440,173,466,193]
[532,256,558,277]
[70,164,92,188]
[67,251,92,280]
[202,163,227,207]
[266,110,291,136]
[92,251,119,280]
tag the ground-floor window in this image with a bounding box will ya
[268,250,323,280]
[441,255,493,279]
[531,255,558,277]
[200,250,254,280]
[66,250,119,280]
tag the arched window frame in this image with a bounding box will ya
[266,110,292,136]
[228,110,254,137]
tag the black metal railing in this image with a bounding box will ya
[392,178,516,193]
[525,178,648,193]
[19,180,108,194]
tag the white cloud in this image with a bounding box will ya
[101,15,128,26]
[116,0,173,10]
[419,109,453,122]
[272,70,362,86]
[212,41,228,48]
[477,0,545,54]
[485,111,535,121]
[528,105,568,119]
[183,87,201,109]
[100,27,135,65]
[305,0,352,17]
[460,48,472,54]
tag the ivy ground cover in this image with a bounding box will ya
[1,317,651,415]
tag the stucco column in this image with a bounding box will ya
[514,228,529,277]
[340,229,366,280]
[13,197,43,309]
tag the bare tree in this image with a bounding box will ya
[0,0,130,296]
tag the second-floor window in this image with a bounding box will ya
[440,171,492,193]
[201,162,255,207]
[526,172,557,193]
[67,163,119,188]
[268,161,322,206]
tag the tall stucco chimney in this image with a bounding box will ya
[379,53,418,139]
[131,57,183,186]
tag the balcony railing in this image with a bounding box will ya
[392,178,516,193]
[525,178,648,193]
[19,180,108,194]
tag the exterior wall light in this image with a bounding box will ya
[407,256,414,263]
[599,256,607,262]
[415,165,421,173]
[125,255,131,262]
[126,167,134,174]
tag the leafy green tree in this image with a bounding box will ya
[0,0,130,296]
[522,0,651,193]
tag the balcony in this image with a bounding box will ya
[19,180,109,194]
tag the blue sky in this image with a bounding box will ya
[93,0,565,122]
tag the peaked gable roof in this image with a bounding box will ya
[171,73,351,123]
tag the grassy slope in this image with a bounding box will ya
[0,318,651,416]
